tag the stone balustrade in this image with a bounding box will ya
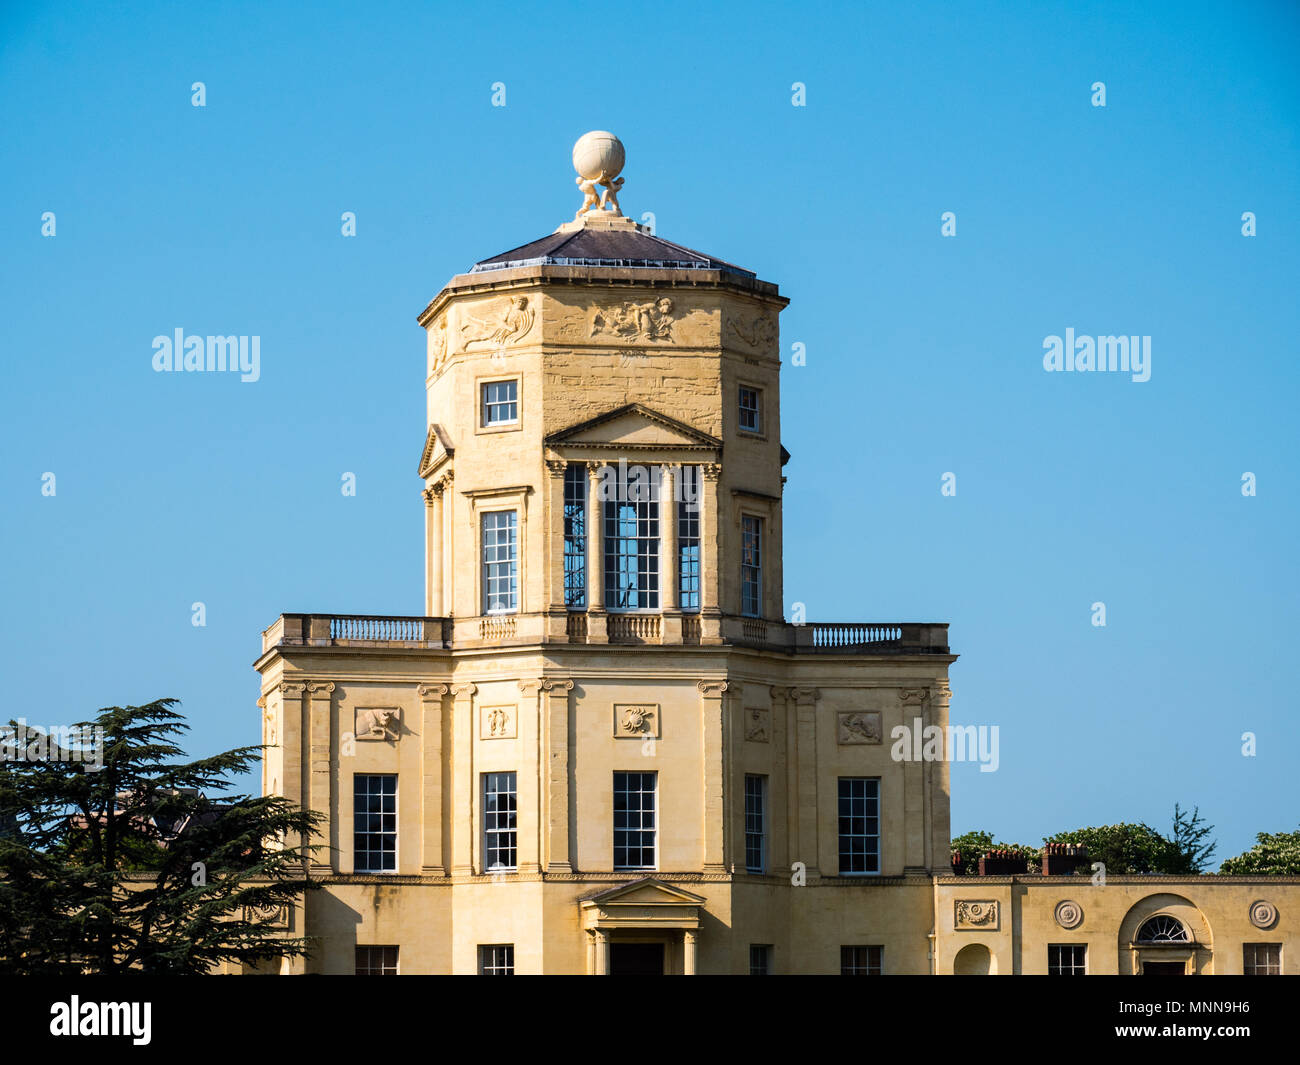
[263,613,949,655]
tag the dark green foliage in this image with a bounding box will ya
[0,699,321,974]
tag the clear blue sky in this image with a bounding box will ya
[2,1,1296,864]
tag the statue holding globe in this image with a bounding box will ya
[572,131,626,218]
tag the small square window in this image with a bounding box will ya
[479,943,514,975]
[738,386,761,433]
[1244,943,1281,975]
[482,379,518,426]
[841,945,882,975]
[355,945,399,975]
[1048,943,1087,975]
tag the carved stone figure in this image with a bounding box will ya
[487,707,509,737]
[591,297,674,342]
[744,708,770,743]
[461,296,534,349]
[356,707,399,741]
[429,317,448,374]
[837,711,882,745]
[572,130,626,218]
[729,312,777,349]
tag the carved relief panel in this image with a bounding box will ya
[613,703,660,739]
[480,705,517,740]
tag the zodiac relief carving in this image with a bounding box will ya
[590,298,675,343]
[461,296,535,349]
[355,707,400,742]
[837,711,882,745]
[480,706,516,740]
[744,708,770,743]
[614,704,660,738]
[728,312,777,350]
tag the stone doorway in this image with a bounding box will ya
[610,942,665,975]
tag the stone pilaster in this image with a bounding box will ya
[305,680,335,873]
[450,682,476,876]
[698,680,728,871]
[419,683,448,874]
[517,679,544,872]
[425,484,444,617]
[929,680,953,875]
[544,678,575,872]
[792,686,820,877]
[901,687,928,874]
[279,680,307,847]
[770,685,794,870]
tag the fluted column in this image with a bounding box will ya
[585,463,608,644]
[594,930,609,975]
[683,931,697,975]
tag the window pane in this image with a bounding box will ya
[603,464,660,611]
[837,778,879,874]
[745,774,767,873]
[483,771,517,872]
[613,771,657,870]
[353,774,397,872]
[482,510,518,614]
[677,466,701,612]
[564,464,586,609]
[741,516,762,617]
[482,380,518,425]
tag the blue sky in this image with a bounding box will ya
[2,0,1297,863]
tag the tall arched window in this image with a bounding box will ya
[1136,915,1188,943]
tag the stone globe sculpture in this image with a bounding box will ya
[572,130,626,218]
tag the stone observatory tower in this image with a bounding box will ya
[254,132,955,975]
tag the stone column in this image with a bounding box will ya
[928,680,953,875]
[450,683,476,876]
[698,680,728,872]
[771,685,795,870]
[279,680,307,845]
[517,679,543,873]
[426,485,444,617]
[792,686,820,878]
[660,463,682,644]
[305,681,335,873]
[902,688,928,875]
[594,930,609,975]
[586,932,597,975]
[419,683,448,874]
[543,679,575,872]
[545,460,569,640]
[683,931,698,975]
[585,463,608,644]
[699,463,723,644]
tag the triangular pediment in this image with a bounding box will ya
[580,876,708,908]
[417,424,455,478]
[546,404,720,452]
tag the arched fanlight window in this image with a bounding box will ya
[1137,915,1189,943]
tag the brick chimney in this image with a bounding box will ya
[977,848,1027,876]
[1042,841,1089,875]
